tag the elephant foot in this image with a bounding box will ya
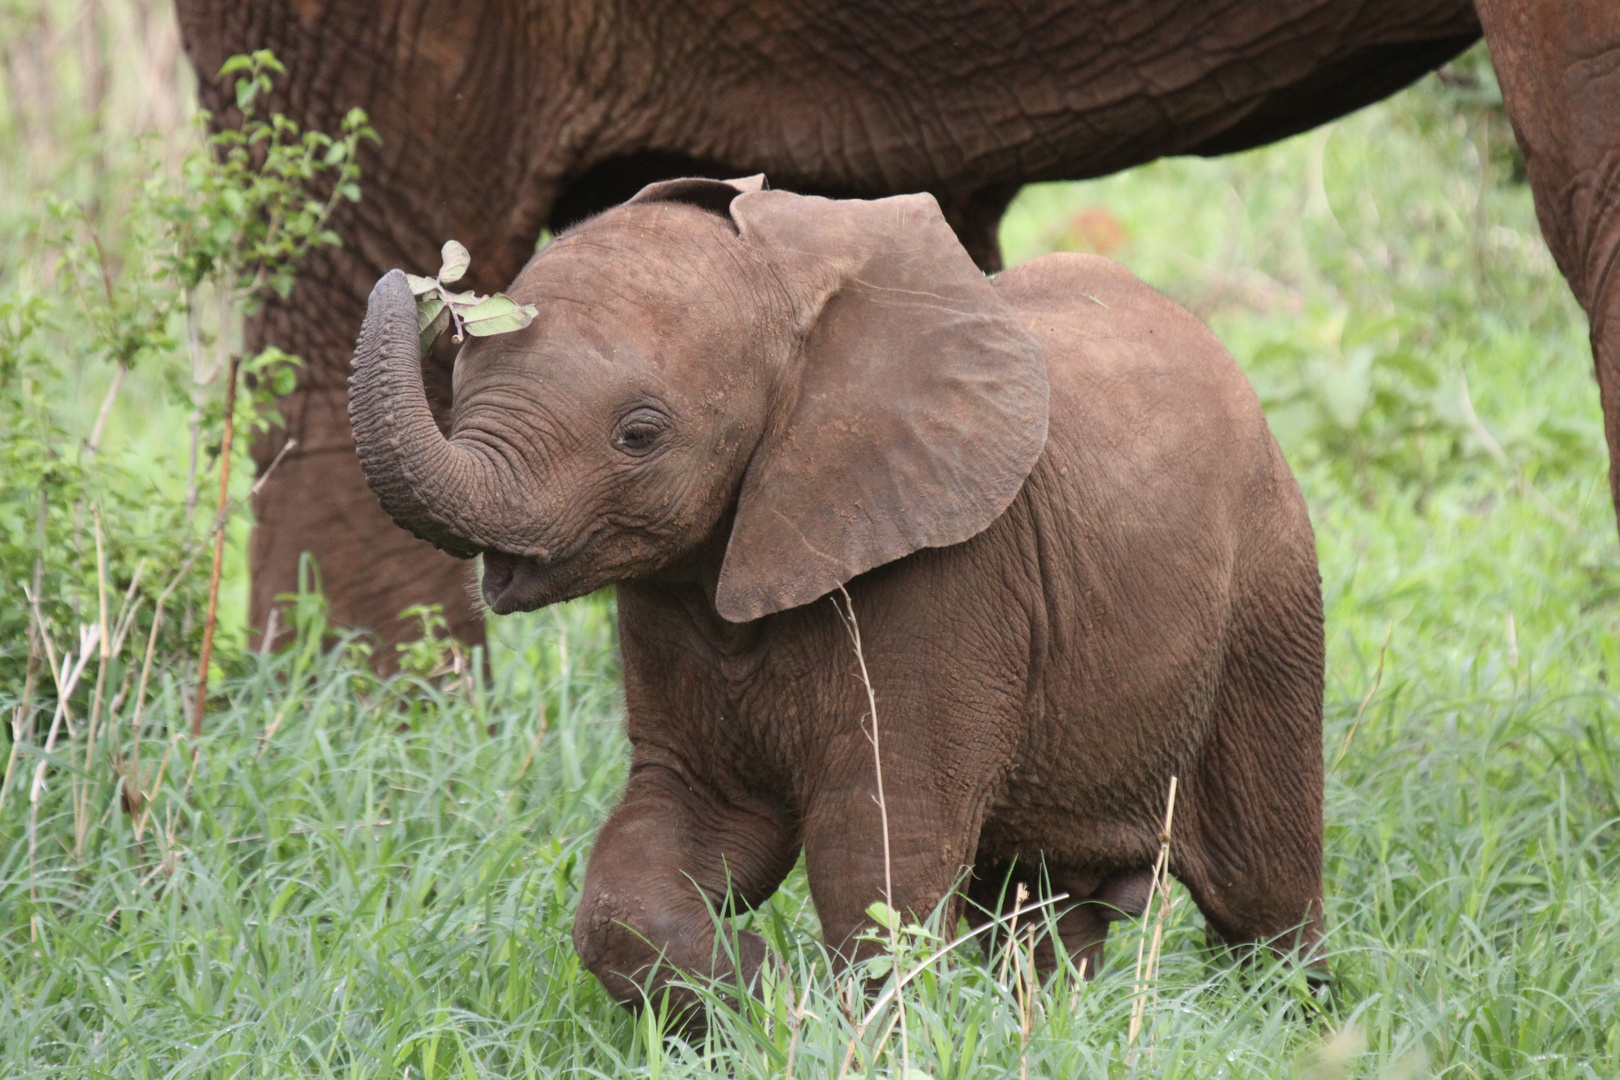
[571,765,798,1030]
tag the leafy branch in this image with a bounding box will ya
[162,50,376,311]
[409,240,537,353]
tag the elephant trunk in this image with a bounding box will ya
[348,269,503,559]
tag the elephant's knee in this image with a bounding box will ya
[572,884,769,1014]
[572,890,684,1005]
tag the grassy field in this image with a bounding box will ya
[3,25,1619,1079]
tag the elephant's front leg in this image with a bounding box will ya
[572,763,799,1023]
[800,752,989,968]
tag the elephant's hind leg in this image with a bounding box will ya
[572,764,798,1026]
[966,861,1153,979]
[1175,566,1325,959]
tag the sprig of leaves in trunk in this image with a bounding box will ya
[409,241,538,354]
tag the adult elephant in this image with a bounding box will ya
[173,0,1618,657]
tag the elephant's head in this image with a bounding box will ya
[348,178,1049,622]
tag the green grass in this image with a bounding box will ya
[4,39,1620,1079]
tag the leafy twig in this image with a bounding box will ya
[408,240,537,351]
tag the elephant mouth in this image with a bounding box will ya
[480,549,591,614]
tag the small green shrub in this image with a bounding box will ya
[0,49,373,693]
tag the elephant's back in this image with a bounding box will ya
[993,252,1282,532]
[992,251,1313,610]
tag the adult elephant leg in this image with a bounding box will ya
[176,1,551,658]
[247,387,480,661]
[572,764,799,1027]
[932,183,1024,274]
[1475,0,1620,520]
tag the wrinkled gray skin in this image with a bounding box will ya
[349,179,1326,1021]
[176,0,1620,662]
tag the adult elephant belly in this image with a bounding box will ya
[176,0,1477,657]
[564,0,1480,267]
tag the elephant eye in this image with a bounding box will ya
[614,408,668,456]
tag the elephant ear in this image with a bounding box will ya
[714,190,1049,623]
[624,174,768,223]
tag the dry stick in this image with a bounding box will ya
[1067,955,1089,1016]
[128,553,201,765]
[126,535,211,813]
[192,354,241,739]
[783,995,799,1080]
[182,302,203,521]
[1127,776,1179,1053]
[512,703,550,782]
[1455,371,1579,531]
[0,707,24,817]
[236,440,302,764]
[85,362,125,462]
[1331,619,1394,773]
[258,607,279,660]
[254,696,298,758]
[7,495,48,816]
[1019,921,1037,1080]
[831,586,908,1077]
[1139,809,1179,1060]
[74,509,115,859]
[100,561,147,815]
[110,561,147,654]
[117,423,291,805]
[24,592,101,941]
[21,490,48,731]
[133,736,175,841]
[223,818,396,844]
[782,979,817,1080]
[1000,881,1030,984]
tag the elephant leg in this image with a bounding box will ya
[572,764,799,1025]
[1172,769,1324,961]
[1171,576,1325,960]
[932,182,1024,274]
[966,860,1153,980]
[247,384,483,668]
[180,2,550,657]
[800,765,985,970]
[1475,0,1620,520]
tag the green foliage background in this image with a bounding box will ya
[2,6,1618,1077]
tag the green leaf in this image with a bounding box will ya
[458,293,537,338]
[418,304,451,355]
[405,274,441,297]
[866,901,900,932]
[438,240,470,284]
[416,295,446,333]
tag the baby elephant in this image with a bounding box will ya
[348,177,1325,1015]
